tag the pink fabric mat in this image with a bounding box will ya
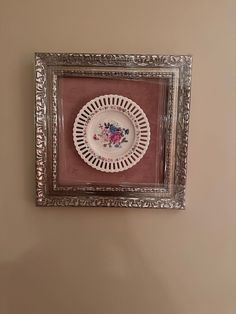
[57,77,167,186]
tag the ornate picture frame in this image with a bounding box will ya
[35,52,192,208]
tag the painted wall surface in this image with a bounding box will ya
[0,0,236,313]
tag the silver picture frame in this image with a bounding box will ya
[35,52,192,208]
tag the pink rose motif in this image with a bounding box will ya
[110,132,122,144]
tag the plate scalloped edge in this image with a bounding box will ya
[73,94,151,173]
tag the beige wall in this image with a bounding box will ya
[1,0,236,313]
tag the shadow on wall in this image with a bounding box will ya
[19,55,35,204]
[0,214,181,314]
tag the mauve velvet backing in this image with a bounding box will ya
[57,77,167,186]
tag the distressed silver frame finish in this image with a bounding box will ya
[35,52,192,208]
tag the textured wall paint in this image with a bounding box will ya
[0,0,236,314]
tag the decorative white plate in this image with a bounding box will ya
[73,95,150,173]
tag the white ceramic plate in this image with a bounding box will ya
[73,94,150,172]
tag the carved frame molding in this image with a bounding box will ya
[35,53,192,208]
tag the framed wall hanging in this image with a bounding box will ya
[35,52,192,208]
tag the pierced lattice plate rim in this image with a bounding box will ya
[73,94,150,173]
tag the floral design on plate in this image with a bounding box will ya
[73,94,150,173]
[93,122,129,148]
